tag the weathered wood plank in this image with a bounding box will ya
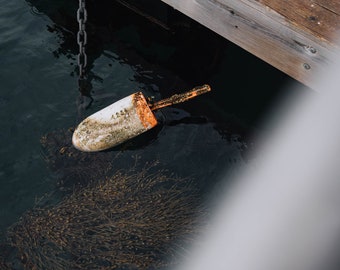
[161,0,340,89]
[313,0,340,16]
[259,0,340,42]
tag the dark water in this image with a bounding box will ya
[0,0,302,241]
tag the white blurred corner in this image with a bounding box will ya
[176,40,340,270]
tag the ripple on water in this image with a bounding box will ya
[0,97,9,107]
[0,2,30,46]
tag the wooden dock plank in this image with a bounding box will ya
[259,0,340,42]
[161,0,340,89]
[313,0,340,16]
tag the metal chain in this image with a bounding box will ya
[77,0,87,79]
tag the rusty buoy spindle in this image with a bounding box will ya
[72,84,211,152]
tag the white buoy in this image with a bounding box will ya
[72,85,211,152]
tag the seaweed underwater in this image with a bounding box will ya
[0,129,206,270]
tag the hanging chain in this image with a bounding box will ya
[77,0,93,110]
[77,0,87,79]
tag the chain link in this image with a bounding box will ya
[77,0,87,79]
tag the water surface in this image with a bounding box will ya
[0,0,301,238]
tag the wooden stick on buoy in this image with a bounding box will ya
[72,84,211,152]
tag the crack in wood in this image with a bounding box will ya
[313,2,340,16]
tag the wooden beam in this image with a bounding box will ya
[161,0,340,89]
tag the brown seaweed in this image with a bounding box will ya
[2,167,205,269]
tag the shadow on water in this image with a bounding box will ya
[25,0,302,126]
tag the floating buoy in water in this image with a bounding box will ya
[72,84,211,152]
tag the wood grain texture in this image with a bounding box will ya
[259,0,340,42]
[161,0,340,89]
[309,0,340,15]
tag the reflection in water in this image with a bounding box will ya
[24,0,297,126]
[24,0,228,110]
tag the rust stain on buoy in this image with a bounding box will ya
[133,92,158,129]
